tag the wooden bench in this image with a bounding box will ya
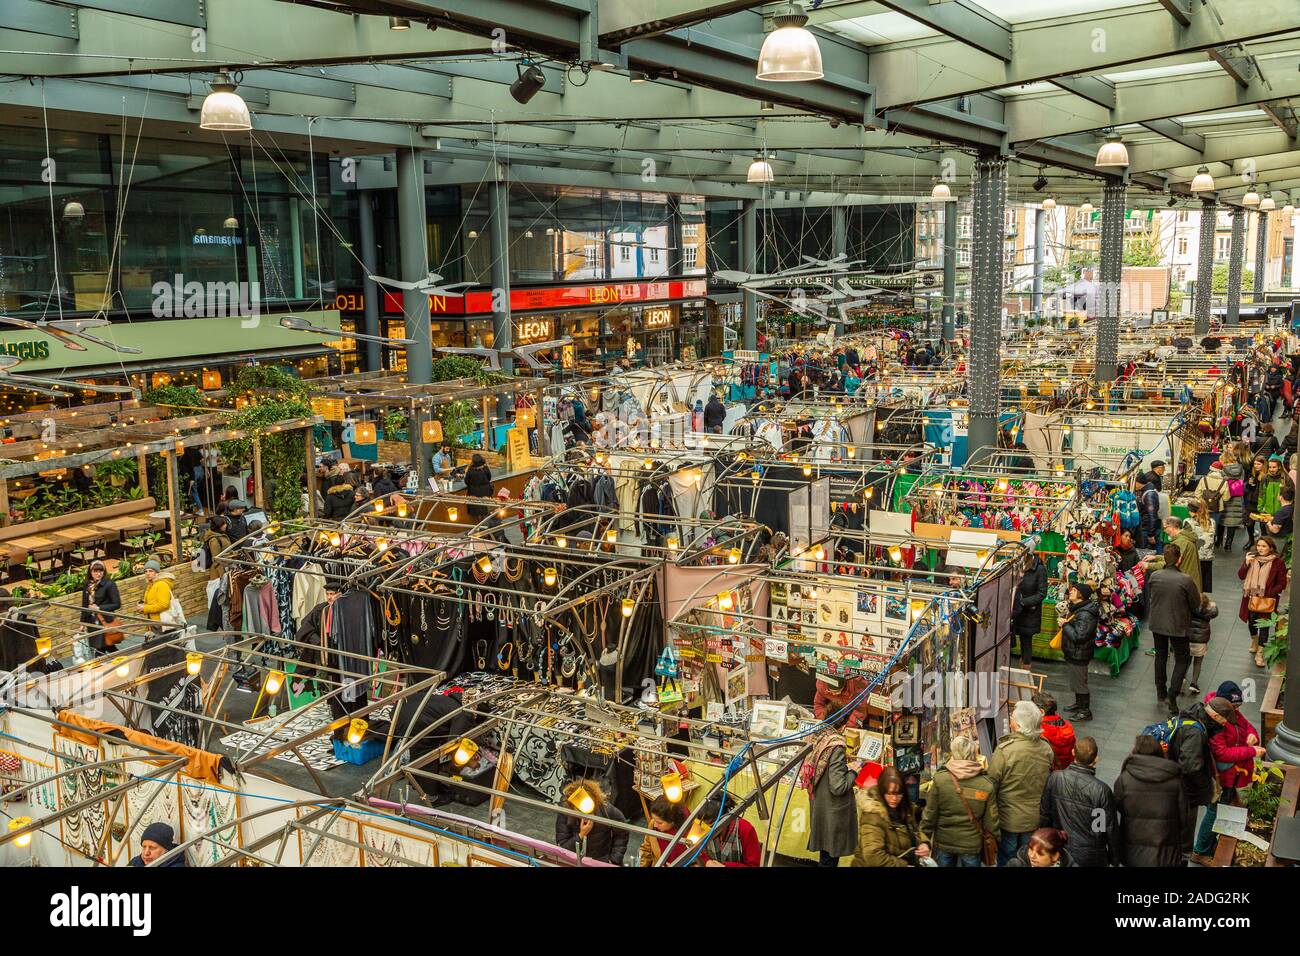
[1,497,161,575]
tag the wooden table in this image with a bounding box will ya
[8,534,58,551]
[93,516,156,534]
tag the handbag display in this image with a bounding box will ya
[949,770,998,866]
[1247,594,1277,614]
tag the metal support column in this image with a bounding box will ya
[1254,210,1269,301]
[396,147,431,385]
[832,205,848,334]
[1226,206,1246,326]
[1268,492,1300,764]
[1096,177,1125,382]
[489,174,514,424]
[1193,196,1217,335]
[967,154,1007,465]
[741,199,758,351]
[942,202,957,344]
[357,189,383,371]
[1031,207,1046,317]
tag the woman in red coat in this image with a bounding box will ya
[1237,535,1288,667]
[1192,690,1266,862]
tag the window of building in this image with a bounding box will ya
[958,216,972,240]
[957,248,971,266]
[620,246,631,263]
[1215,236,1230,261]
[649,247,660,263]
[1177,237,1188,256]
[684,245,698,269]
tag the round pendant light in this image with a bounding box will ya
[756,5,824,82]
[1190,165,1215,192]
[1079,200,1094,215]
[1259,193,1277,211]
[1094,131,1129,168]
[1283,203,1296,217]
[223,216,239,229]
[747,155,775,184]
[467,229,478,239]
[62,200,85,220]
[1041,196,1057,210]
[200,71,252,131]
[1243,187,1260,207]
[930,180,952,201]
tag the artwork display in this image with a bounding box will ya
[54,734,111,862]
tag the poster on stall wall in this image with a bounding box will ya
[1071,420,1179,474]
[855,588,883,636]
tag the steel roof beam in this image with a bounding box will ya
[0,0,78,39]
[870,0,1300,110]
[596,0,768,44]
[1157,0,1194,27]
[1049,75,1117,110]
[1140,118,1205,153]
[1262,101,1300,139]
[1208,46,1256,87]
[871,0,1011,62]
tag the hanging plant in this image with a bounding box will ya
[434,400,479,448]
[219,397,313,519]
[143,384,207,413]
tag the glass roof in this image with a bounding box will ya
[971,0,1147,24]
[820,11,939,45]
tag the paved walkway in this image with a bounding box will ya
[1035,545,1271,784]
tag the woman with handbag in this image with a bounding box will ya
[1238,536,1287,668]
[80,560,122,655]
[920,735,999,867]
[801,721,858,867]
[1218,451,1248,551]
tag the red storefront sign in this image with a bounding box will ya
[364,279,707,316]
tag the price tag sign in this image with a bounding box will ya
[506,427,530,468]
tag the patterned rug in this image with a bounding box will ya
[219,704,393,771]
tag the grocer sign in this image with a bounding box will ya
[3,340,51,362]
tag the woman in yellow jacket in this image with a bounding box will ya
[137,561,175,623]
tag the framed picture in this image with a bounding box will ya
[1151,308,1169,323]
[893,715,921,746]
[749,699,789,739]
[467,852,520,867]
[724,666,749,707]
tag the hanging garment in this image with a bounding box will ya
[330,590,377,702]
[292,561,327,625]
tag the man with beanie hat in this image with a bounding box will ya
[130,822,187,867]
[1169,695,1232,855]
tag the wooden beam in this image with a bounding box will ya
[305,426,318,518]
[252,437,266,510]
[137,449,149,497]
[164,450,181,563]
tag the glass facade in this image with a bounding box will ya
[0,125,347,317]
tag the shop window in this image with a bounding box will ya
[620,246,631,263]
[684,245,698,269]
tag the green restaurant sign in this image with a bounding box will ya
[3,340,52,362]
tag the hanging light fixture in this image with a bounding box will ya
[389,16,410,29]
[476,554,493,576]
[186,652,203,676]
[756,4,824,82]
[661,772,684,803]
[747,154,775,184]
[685,818,711,845]
[199,70,252,131]
[717,591,734,611]
[62,200,85,220]
[1042,196,1057,210]
[201,369,222,390]
[1283,202,1296,217]
[447,505,459,522]
[373,499,385,514]
[568,785,596,815]
[524,229,535,238]
[467,229,479,239]
[112,657,130,678]
[1079,200,1094,215]
[621,597,635,618]
[605,527,618,545]
[453,738,479,767]
[1243,186,1261,207]
[930,181,952,201]
[263,669,286,695]
[223,216,239,230]
[887,545,902,564]
[544,567,557,587]
[1190,165,1215,192]
[1094,131,1129,168]
[728,547,742,564]
[802,462,813,477]
[666,535,679,551]
[35,636,52,657]
[1260,192,1277,211]
[347,718,369,745]
[8,817,32,849]
[353,421,377,444]
[554,534,567,548]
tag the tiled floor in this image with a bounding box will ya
[1035,545,1271,785]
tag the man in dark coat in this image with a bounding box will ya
[322,468,357,520]
[1113,734,1187,867]
[1137,473,1162,549]
[1143,544,1200,714]
[1169,696,1231,852]
[703,393,727,434]
[1010,552,1048,667]
[1039,737,1116,866]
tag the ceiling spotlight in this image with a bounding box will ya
[1041,196,1056,210]
[1033,175,1048,192]
[1243,187,1260,207]
[756,3,824,82]
[199,69,252,131]
[747,154,775,184]
[389,16,410,30]
[1094,131,1129,168]
[930,180,952,201]
[1190,165,1215,192]
[510,63,546,105]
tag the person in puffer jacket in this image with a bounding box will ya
[1034,693,1076,771]
[1191,684,1265,862]
[1058,583,1098,721]
[1113,734,1188,867]
[1184,594,1217,696]
[1037,736,1116,866]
